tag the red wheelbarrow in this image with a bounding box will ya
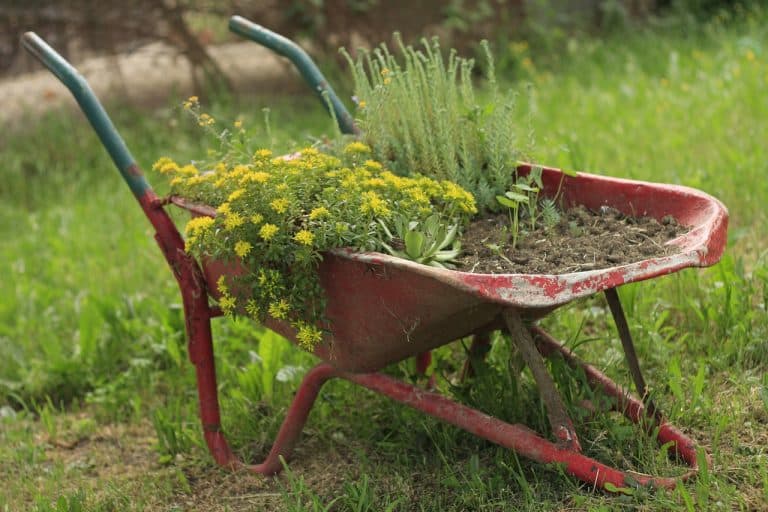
[22,16,727,493]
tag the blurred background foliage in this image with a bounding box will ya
[1,0,759,81]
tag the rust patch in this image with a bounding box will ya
[125,162,145,177]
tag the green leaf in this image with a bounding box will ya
[603,482,635,495]
[496,195,518,208]
[438,224,459,250]
[504,190,529,203]
[404,230,426,259]
[423,214,440,235]
[513,183,538,193]
[529,166,544,188]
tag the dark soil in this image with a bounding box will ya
[457,205,687,274]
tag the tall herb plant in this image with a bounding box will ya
[342,35,529,213]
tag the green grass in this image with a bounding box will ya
[2,7,768,511]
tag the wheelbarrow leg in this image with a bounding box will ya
[604,288,660,421]
[503,309,581,452]
[188,316,237,467]
[188,308,341,473]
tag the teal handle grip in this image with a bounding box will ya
[228,15,359,135]
[21,32,152,199]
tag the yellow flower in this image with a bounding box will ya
[405,187,430,205]
[343,141,371,155]
[183,96,198,110]
[216,275,229,295]
[250,213,264,224]
[185,216,215,237]
[746,50,756,62]
[159,161,180,175]
[169,176,183,186]
[364,160,383,172]
[260,223,279,241]
[231,164,249,177]
[254,149,273,160]
[228,188,246,202]
[309,207,329,220]
[240,171,270,185]
[358,100,367,109]
[268,299,291,320]
[224,212,245,230]
[383,77,391,85]
[198,113,215,126]
[363,177,386,188]
[234,119,243,129]
[382,171,409,190]
[216,202,231,215]
[179,164,198,177]
[442,181,477,214]
[245,299,260,317]
[301,147,319,157]
[294,230,314,246]
[234,240,252,258]
[270,198,290,214]
[360,190,390,217]
[296,322,323,349]
[219,295,236,315]
[381,68,390,76]
[152,157,173,172]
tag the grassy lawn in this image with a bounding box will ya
[2,7,767,511]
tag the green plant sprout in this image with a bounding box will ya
[496,190,528,249]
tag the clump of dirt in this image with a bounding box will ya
[457,205,687,274]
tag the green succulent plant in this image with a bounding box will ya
[378,214,462,268]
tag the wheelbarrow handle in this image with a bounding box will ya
[21,32,152,200]
[228,15,359,135]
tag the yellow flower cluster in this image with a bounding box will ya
[184,216,215,246]
[259,223,279,241]
[343,141,371,155]
[360,190,391,217]
[293,230,314,246]
[309,206,329,220]
[159,145,476,352]
[295,322,323,349]
[442,181,478,214]
[234,240,252,257]
[270,198,290,214]
[268,299,291,320]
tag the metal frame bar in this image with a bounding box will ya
[604,288,660,420]
[190,304,701,490]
